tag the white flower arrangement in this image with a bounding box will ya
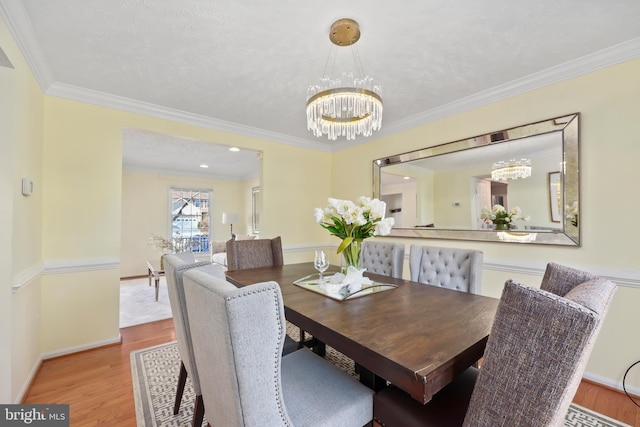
[480,204,530,227]
[314,197,395,265]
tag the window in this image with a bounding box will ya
[170,187,212,253]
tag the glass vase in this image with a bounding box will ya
[341,240,362,273]
[495,222,510,230]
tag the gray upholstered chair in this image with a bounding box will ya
[182,269,374,427]
[225,235,284,271]
[409,245,483,294]
[372,263,617,427]
[163,253,225,426]
[360,241,405,279]
[540,261,599,297]
[224,235,299,352]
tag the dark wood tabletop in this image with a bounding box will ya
[225,262,499,404]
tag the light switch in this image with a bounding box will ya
[22,178,34,196]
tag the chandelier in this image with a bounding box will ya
[306,19,383,141]
[491,158,532,181]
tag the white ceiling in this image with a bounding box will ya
[2,0,640,179]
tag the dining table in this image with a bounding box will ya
[225,262,499,404]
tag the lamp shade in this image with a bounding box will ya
[222,212,239,224]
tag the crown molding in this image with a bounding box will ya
[44,81,333,153]
[3,0,639,153]
[368,36,640,148]
[0,0,53,87]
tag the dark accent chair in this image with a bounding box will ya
[225,235,284,271]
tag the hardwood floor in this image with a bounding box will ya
[22,319,176,427]
[22,319,639,426]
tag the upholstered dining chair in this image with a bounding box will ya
[225,235,284,270]
[408,245,483,294]
[182,269,375,427]
[163,252,224,427]
[224,235,299,352]
[372,264,617,427]
[540,261,600,297]
[360,241,405,279]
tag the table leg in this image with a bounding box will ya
[155,277,160,302]
[148,268,152,287]
[355,363,387,391]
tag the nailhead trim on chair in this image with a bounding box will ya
[225,284,292,425]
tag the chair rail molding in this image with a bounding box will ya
[43,256,120,275]
[12,262,45,294]
[484,257,640,289]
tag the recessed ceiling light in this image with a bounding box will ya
[200,164,209,168]
[403,176,410,180]
[229,147,240,152]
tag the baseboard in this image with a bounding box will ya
[16,334,122,403]
[40,334,122,360]
[15,357,42,403]
[583,370,640,398]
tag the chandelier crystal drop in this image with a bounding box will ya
[491,158,532,181]
[306,73,382,140]
[306,19,383,141]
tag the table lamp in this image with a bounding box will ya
[222,212,239,238]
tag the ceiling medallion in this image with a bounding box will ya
[306,19,383,141]
[491,158,532,181]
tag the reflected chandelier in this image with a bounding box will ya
[491,158,532,181]
[306,19,383,141]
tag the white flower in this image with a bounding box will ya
[315,196,394,251]
[353,211,368,226]
[368,198,386,220]
[374,217,395,236]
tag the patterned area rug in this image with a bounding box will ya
[130,325,630,427]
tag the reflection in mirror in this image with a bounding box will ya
[373,114,580,246]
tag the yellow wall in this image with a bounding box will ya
[333,58,640,389]
[38,97,333,359]
[1,15,44,402]
[121,170,251,277]
[4,11,640,402]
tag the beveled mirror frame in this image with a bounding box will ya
[373,113,580,246]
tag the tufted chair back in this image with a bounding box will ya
[409,245,483,294]
[163,254,226,425]
[360,241,405,279]
[226,236,284,271]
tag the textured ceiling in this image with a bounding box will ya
[2,0,640,178]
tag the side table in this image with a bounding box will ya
[146,260,165,302]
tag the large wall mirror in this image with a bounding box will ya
[373,113,580,246]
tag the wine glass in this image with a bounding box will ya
[314,250,329,284]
